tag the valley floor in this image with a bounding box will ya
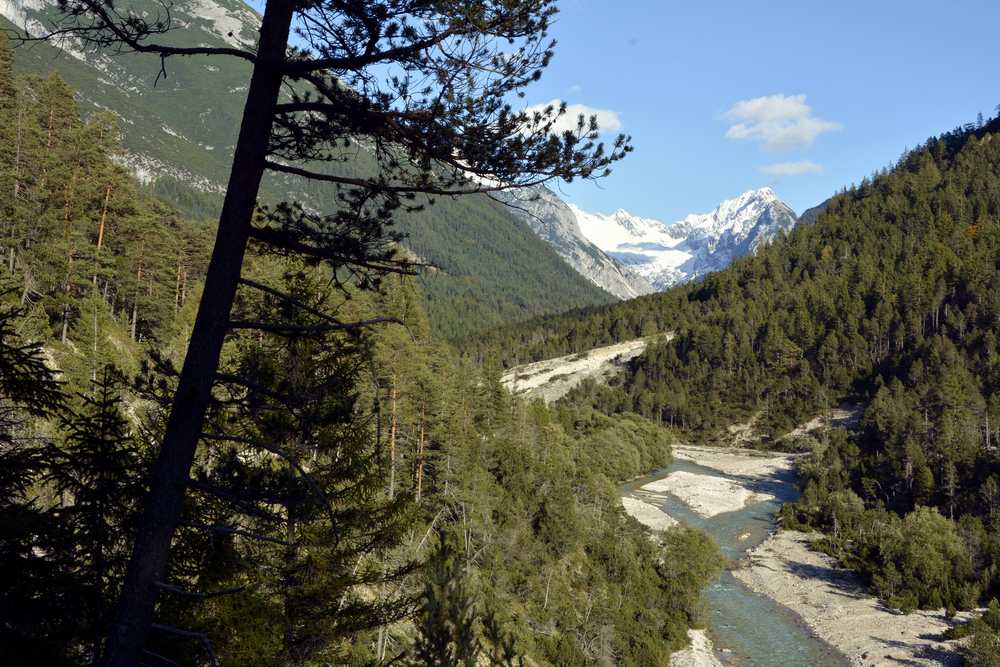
[669,629,724,667]
[622,445,971,667]
[735,531,972,667]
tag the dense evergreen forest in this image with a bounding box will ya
[474,110,1000,659]
[0,34,724,665]
[0,37,213,387]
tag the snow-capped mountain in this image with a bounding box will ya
[497,186,655,299]
[571,188,798,289]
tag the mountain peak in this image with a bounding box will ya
[501,190,655,300]
[570,189,799,290]
[749,186,778,201]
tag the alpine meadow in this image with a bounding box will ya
[2,1,1000,667]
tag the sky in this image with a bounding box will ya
[525,0,1000,222]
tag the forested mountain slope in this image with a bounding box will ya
[0,31,726,663]
[587,115,1000,438]
[0,37,213,385]
[476,112,1000,633]
[0,5,614,340]
[476,113,1000,433]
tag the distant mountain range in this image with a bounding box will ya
[515,187,800,293]
[574,188,799,289]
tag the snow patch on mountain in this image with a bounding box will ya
[572,188,798,289]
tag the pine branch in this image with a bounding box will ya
[10,0,256,65]
[185,478,284,524]
[155,581,246,599]
[150,624,218,667]
[238,277,363,327]
[249,225,423,274]
[180,520,293,547]
[142,650,183,667]
[227,317,402,336]
[214,371,290,404]
[200,431,337,527]
[263,159,545,196]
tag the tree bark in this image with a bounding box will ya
[131,247,143,342]
[93,183,111,286]
[388,376,397,500]
[101,3,294,664]
[96,183,111,250]
[174,254,182,313]
[130,302,138,342]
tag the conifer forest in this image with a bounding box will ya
[2,1,1000,666]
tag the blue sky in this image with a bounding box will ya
[528,0,1000,221]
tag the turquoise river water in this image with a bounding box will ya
[621,459,848,666]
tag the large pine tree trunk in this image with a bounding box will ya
[101,3,295,664]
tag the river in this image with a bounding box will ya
[621,457,847,666]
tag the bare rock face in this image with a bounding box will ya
[497,186,655,300]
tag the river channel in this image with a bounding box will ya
[621,458,846,666]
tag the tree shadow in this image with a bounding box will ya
[878,637,964,666]
[781,560,869,599]
[723,468,800,502]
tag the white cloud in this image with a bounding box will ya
[759,160,824,176]
[724,94,840,151]
[525,99,622,135]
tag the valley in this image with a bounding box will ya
[621,445,843,667]
[2,1,1000,665]
[623,443,972,667]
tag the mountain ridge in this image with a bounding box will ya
[569,187,799,289]
[496,185,655,299]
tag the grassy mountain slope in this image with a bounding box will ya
[1,6,613,339]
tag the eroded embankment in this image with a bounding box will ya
[735,531,974,667]
[500,335,671,404]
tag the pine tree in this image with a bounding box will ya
[28,5,631,660]
[183,264,413,664]
[45,367,143,665]
[0,32,18,262]
[0,302,69,663]
[411,533,482,667]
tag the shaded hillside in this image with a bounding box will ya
[1,6,614,339]
[796,199,829,226]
